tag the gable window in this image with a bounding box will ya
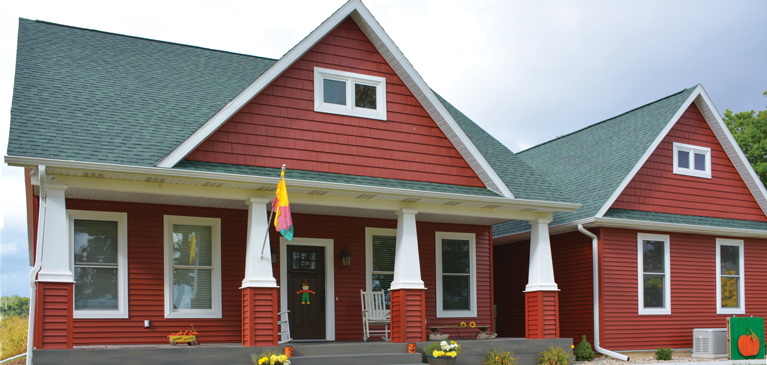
[637,233,671,315]
[435,232,477,318]
[673,142,711,178]
[716,238,745,314]
[69,210,128,319]
[314,67,386,120]
[164,216,222,318]
[365,228,396,308]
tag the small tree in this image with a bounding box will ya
[724,91,767,187]
[1,296,30,317]
[574,335,595,361]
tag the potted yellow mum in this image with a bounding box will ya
[424,340,462,365]
[251,351,291,365]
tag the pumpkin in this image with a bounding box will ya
[738,330,760,357]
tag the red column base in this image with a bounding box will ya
[242,287,279,346]
[390,289,425,343]
[525,290,559,339]
[34,282,74,349]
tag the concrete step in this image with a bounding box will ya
[289,352,423,365]
[288,341,409,356]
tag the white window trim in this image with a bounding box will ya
[69,210,129,319]
[163,215,222,319]
[435,231,477,318]
[637,233,671,315]
[716,238,746,314]
[314,67,387,120]
[673,142,712,179]
[365,227,397,292]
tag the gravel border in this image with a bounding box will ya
[575,356,766,365]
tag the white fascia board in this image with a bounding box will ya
[693,86,767,217]
[155,0,360,168]
[348,4,513,198]
[155,0,514,199]
[594,85,703,218]
[493,217,595,245]
[594,216,767,239]
[5,155,580,213]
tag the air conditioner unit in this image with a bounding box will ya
[692,328,728,359]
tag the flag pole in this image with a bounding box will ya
[260,164,285,261]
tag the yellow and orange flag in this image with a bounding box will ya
[272,169,294,241]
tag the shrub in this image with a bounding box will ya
[484,348,518,365]
[0,315,28,361]
[574,335,595,361]
[654,347,673,360]
[537,345,572,365]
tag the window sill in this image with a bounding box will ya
[638,308,671,315]
[74,310,128,319]
[436,309,477,318]
[165,310,222,319]
[717,307,745,315]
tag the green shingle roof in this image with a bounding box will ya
[494,87,698,237]
[604,209,767,231]
[8,19,564,201]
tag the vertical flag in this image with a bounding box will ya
[273,168,294,241]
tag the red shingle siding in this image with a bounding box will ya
[185,18,484,188]
[63,199,491,345]
[612,104,766,222]
[493,231,594,343]
[35,282,73,349]
[601,227,767,350]
[390,289,425,342]
[242,287,279,346]
[525,291,559,339]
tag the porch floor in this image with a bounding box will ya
[37,338,571,365]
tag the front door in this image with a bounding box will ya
[287,245,326,340]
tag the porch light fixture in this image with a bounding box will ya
[340,245,351,267]
[270,243,278,264]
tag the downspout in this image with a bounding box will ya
[26,165,48,365]
[577,224,629,361]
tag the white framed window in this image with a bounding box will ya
[716,238,745,314]
[637,233,671,315]
[69,210,128,319]
[673,142,711,178]
[365,228,396,307]
[435,232,477,318]
[163,215,222,318]
[314,67,386,120]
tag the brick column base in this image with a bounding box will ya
[390,289,425,343]
[525,290,559,339]
[242,287,279,346]
[34,282,74,349]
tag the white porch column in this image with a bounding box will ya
[526,218,558,292]
[390,208,425,290]
[241,197,278,288]
[37,184,74,283]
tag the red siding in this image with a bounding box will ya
[612,104,766,222]
[525,291,559,339]
[35,282,73,349]
[242,287,279,346]
[390,289,426,342]
[601,227,767,350]
[64,199,491,345]
[185,18,484,188]
[494,231,594,343]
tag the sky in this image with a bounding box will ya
[1,0,766,297]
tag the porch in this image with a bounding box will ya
[33,338,573,365]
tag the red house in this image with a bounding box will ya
[493,85,767,357]
[5,1,578,363]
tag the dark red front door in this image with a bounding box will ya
[287,245,326,340]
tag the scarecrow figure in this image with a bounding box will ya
[296,278,315,305]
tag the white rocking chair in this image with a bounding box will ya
[278,310,292,344]
[361,290,390,342]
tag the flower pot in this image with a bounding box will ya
[427,358,457,365]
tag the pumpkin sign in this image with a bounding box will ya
[738,329,760,357]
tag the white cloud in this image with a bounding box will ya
[0,240,19,256]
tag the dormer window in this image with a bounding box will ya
[673,142,711,178]
[314,67,386,120]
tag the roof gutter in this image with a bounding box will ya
[5,155,580,213]
[577,224,629,361]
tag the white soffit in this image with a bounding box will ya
[594,85,701,217]
[154,0,513,199]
